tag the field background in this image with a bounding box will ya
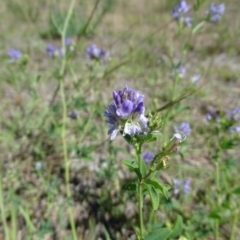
[0,0,240,239]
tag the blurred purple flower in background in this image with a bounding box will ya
[191,74,201,85]
[172,65,186,78]
[227,108,240,121]
[142,151,154,164]
[35,162,43,171]
[69,110,79,120]
[171,1,192,28]
[173,178,191,195]
[104,86,149,140]
[46,44,60,58]
[171,1,190,20]
[173,179,182,195]
[205,110,220,122]
[174,122,191,136]
[184,17,193,27]
[7,48,22,63]
[207,3,225,23]
[229,126,240,134]
[183,179,191,194]
[65,38,72,46]
[86,44,109,62]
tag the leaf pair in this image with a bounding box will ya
[145,215,183,240]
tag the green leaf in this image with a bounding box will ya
[145,184,159,211]
[168,215,183,239]
[232,187,240,195]
[192,21,205,35]
[122,159,138,169]
[122,160,142,179]
[123,134,133,145]
[123,182,137,192]
[145,133,160,142]
[140,159,147,177]
[209,211,221,220]
[145,228,172,240]
[145,179,170,199]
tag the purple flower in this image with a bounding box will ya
[205,110,220,122]
[46,44,60,58]
[173,178,191,195]
[65,38,72,46]
[104,86,149,140]
[183,179,191,194]
[207,3,225,23]
[69,110,79,120]
[171,1,190,20]
[7,49,22,62]
[174,122,191,136]
[35,162,43,171]
[86,44,109,62]
[191,74,201,85]
[227,108,240,122]
[172,65,186,78]
[184,17,193,27]
[142,151,154,164]
[229,126,240,134]
[173,179,182,195]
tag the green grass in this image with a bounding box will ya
[0,0,240,239]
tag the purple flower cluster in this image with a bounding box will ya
[205,110,220,122]
[173,178,191,195]
[104,86,149,140]
[229,126,240,134]
[46,44,63,58]
[227,108,240,134]
[171,1,192,28]
[7,48,22,63]
[207,3,225,23]
[174,122,191,137]
[86,44,109,62]
[46,38,74,58]
[142,151,154,164]
[227,108,240,122]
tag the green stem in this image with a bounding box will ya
[230,211,239,240]
[137,149,144,239]
[0,169,10,240]
[214,159,220,240]
[58,0,77,239]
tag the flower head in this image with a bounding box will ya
[171,65,186,78]
[171,1,190,20]
[65,38,72,46]
[171,1,192,28]
[205,110,220,122]
[7,49,22,63]
[207,3,225,23]
[86,44,109,62]
[227,108,240,121]
[191,74,201,85]
[142,151,154,164]
[104,86,149,140]
[69,110,79,120]
[229,126,240,134]
[184,17,193,27]
[183,179,191,194]
[174,122,191,136]
[46,44,60,58]
[173,178,191,195]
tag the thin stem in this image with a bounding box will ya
[0,169,10,240]
[214,159,220,240]
[136,148,144,239]
[230,211,239,240]
[59,0,77,239]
